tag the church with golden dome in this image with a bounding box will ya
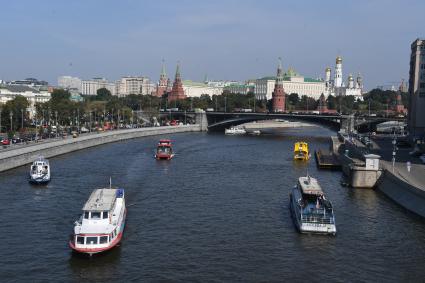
[324,56,363,99]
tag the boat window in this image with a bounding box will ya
[102,211,108,219]
[91,212,101,219]
[77,236,85,244]
[100,236,108,244]
[84,212,89,219]
[86,237,98,245]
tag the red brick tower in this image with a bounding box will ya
[168,62,186,102]
[395,92,405,113]
[272,58,286,112]
[155,60,168,97]
[317,93,328,113]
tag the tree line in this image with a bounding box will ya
[0,87,408,135]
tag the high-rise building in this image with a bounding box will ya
[81,78,116,96]
[168,62,186,102]
[117,76,151,97]
[408,38,425,140]
[272,58,286,112]
[58,76,82,91]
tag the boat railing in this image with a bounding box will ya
[74,215,83,226]
[300,211,335,224]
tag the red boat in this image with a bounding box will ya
[155,139,175,160]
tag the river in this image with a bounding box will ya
[1,127,424,282]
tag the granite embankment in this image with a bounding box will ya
[0,125,200,172]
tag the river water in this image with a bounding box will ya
[1,127,425,282]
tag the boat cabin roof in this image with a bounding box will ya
[33,157,49,165]
[82,188,118,211]
[158,139,172,145]
[298,176,323,195]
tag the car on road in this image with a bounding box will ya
[420,154,425,164]
[1,138,10,145]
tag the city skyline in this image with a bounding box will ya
[0,0,424,90]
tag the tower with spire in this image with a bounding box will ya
[168,62,186,102]
[155,60,168,97]
[272,58,286,112]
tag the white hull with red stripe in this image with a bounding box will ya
[69,187,126,255]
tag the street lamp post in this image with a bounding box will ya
[21,109,24,130]
[0,108,2,134]
[392,130,397,173]
[55,111,58,137]
[9,112,13,132]
[77,108,80,133]
[224,96,227,113]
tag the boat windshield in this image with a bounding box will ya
[157,146,171,154]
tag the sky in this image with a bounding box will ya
[0,0,423,90]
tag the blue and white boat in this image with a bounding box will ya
[29,157,51,184]
[290,175,336,235]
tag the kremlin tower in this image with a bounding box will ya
[155,60,168,97]
[317,93,328,113]
[168,62,186,102]
[272,58,286,112]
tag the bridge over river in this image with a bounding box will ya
[160,111,406,132]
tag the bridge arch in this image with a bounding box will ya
[206,112,341,131]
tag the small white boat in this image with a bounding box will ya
[29,157,50,184]
[249,130,261,135]
[69,186,126,255]
[290,175,336,235]
[225,126,246,135]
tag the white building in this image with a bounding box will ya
[324,56,363,100]
[116,76,153,97]
[0,85,51,117]
[224,83,255,95]
[81,78,116,96]
[58,76,82,92]
[255,68,326,100]
[182,80,223,97]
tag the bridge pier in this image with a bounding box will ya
[195,112,208,132]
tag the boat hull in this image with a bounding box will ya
[290,192,336,235]
[294,153,309,161]
[70,208,127,256]
[155,153,174,160]
[29,175,51,184]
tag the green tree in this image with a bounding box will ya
[288,93,300,106]
[96,88,112,101]
[1,96,30,133]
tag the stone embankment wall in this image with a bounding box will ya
[0,125,200,172]
[378,167,425,218]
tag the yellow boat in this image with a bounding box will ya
[294,142,309,161]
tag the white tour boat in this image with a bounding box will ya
[69,186,126,255]
[290,175,336,235]
[225,126,246,135]
[29,157,51,184]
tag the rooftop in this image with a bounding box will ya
[0,85,40,93]
[82,188,118,211]
[298,176,324,195]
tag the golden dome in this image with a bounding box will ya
[325,67,331,72]
[336,56,342,64]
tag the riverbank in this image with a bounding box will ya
[0,124,200,172]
